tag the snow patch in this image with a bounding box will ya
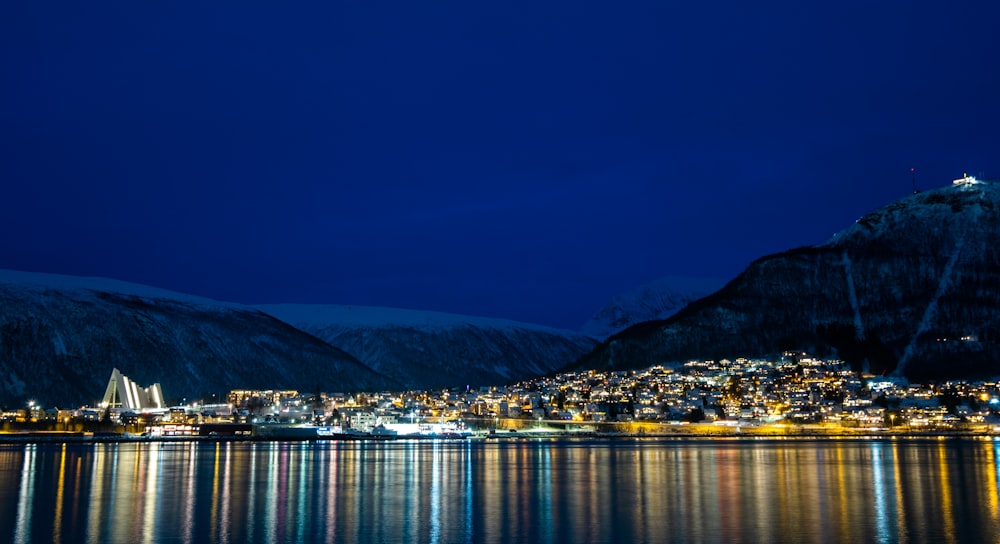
[52,332,68,357]
[837,252,865,341]
[826,179,999,247]
[895,235,966,376]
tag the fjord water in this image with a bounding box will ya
[2,438,999,543]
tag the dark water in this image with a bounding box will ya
[1,437,999,543]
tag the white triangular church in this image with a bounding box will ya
[102,368,165,411]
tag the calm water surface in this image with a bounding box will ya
[1,437,999,543]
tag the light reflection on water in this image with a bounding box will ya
[1,438,999,543]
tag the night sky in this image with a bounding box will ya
[2,2,998,330]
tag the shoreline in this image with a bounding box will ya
[1,424,997,444]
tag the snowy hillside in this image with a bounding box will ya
[258,304,599,389]
[580,276,727,339]
[0,269,234,307]
[0,270,398,405]
[573,178,1000,381]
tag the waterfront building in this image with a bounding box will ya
[228,389,299,410]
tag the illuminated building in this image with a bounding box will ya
[101,368,165,410]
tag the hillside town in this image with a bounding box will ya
[3,352,1000,439]
[333,351,999,434]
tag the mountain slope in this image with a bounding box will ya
[0,271,398,406]
[257,304,600,389]
[572,178,1000,381]
[580,276,727,339]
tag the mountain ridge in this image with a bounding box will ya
[570,178,1000,381]
[0,269,597,404]
[0,271,397,405]
[580,275,727,339]
[258,303,599,390]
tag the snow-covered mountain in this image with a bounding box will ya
[580,276,727,339]
[0,269,234,307]
[258,304,599,390]
[572,177,1000,382]
[0,270,398,406]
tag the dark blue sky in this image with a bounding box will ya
[2,2,998,329]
